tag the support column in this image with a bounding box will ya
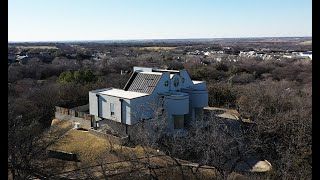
[191,108,195,122]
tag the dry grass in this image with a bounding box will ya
[10,45,58,49]
[49,120,149,165]
[299,40,312,45]
[204,107,240,117]
[50,129,115,164]
[204,106,254,123]
[42,119,72,142]
[51,119,72,128]
[139,46,176,51]
[46,119,219,179]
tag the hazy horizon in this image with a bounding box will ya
[9,0,312,42]
[8,36,312,43]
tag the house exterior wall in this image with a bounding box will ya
[129,95,155,124]
[90,92,158,125]
[152,73,171,94]
[181,89,208,108]
[122,99,130,124]
[89,92,122,123]
[170,74,183,91]
[100,95,121,122]
[164,94,189,115]
[179,70,194,88]
[190,91,208,107]
[89,67,209,135]
[89,91,98,115]
[192,82,207,90]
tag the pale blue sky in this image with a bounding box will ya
[8,0,312,42]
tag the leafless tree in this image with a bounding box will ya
[235,80,312,179]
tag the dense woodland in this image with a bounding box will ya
[8,39,312,179]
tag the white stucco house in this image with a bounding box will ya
[89,66,208,139]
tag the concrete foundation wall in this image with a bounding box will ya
[97,118,128,137]
[48,150,78,161]
[88,128,128,145]
[126,117,173,144]
[95,117,166,144]
[55,112,92,130]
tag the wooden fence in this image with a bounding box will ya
[55,106,93,121]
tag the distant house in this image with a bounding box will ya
[292,51,312,60]
[89,66,208,139]
[16,55,29,65]
[239,51,256,57]
[203,51,210,56]
[301,51,312,59]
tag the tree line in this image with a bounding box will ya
[8,42,311,179]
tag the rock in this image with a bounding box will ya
[251,160,272,172]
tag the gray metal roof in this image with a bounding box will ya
[127,72,162,94]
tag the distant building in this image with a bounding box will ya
[16,55,29,65]
[301,51,312,59]
[203,51,210,56]
[239,51,256,57]
[89,67,208,139]
[291,51,312,60]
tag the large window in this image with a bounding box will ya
[110,103,115,116]
[173,77,179,87]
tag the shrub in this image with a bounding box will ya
[57,69,97,85]
[208,83,237,107]
[231,73,255,84]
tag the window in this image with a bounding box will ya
[174,77,179,87]
[164,80,169,87]
[110,103,115,116]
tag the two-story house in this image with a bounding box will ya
[89,66,208,139]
